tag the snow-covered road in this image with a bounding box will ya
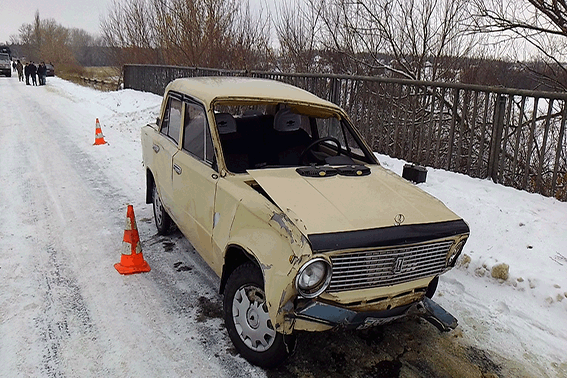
[0,76,566,378]
[0,77,264,377]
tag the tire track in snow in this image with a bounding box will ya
[29,95,245,376]
[4,78,264,376]
[24,176,102,378]
[4,84,109,378]
[138,228,267,377]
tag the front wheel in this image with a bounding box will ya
[223,262,295,368]
[152,182,171,235]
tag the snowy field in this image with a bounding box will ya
[0,76,566,377]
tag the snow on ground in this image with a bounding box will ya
[378,155,567,375]
[0,78,259,378]
[1,76,566,377]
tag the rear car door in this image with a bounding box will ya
[172,99,219,268]
[153,93,183,213]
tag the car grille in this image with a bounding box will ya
[327,239,454,293]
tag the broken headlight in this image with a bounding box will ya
[447,238,467,267]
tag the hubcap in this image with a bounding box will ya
[247,307,260,329]
[232,285,276,352]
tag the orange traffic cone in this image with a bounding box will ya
[115,205,151,275]
[93,118,107,145]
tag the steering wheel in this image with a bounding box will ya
[299,136,342,165]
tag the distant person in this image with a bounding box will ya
[37,62,46,85]
[24,62,30,85]
[16,60,23,82]
[30,62,37,86]
[12,61,16,72]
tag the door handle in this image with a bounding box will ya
[153,144,160,153]
[173,164,182,175]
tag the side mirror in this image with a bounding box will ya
[156,117,161,127]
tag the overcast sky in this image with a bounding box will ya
[0,0,280,45]
[1,0,111,43]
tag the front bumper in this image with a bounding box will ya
[294,296,457,332]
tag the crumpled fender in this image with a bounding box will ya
[226,200,312,334]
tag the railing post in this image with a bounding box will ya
[330,78,341,105]
[123,65,131,90]
[487,94,507,182]
[551,105,567,198]
[446,88,460,170]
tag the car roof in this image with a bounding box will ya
[165,76,340,110]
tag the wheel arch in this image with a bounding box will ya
[219,245,261,295]
[146,168,155,204]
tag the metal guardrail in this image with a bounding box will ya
[80,76,118,91]
[124,64,567,201]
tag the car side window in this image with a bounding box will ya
[183,101,214,164]
[160,95,182,145]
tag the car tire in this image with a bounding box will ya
[152,182,172,235]
[223,262,295,368]
[425,276,439,298]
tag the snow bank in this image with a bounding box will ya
[378,155,567,375]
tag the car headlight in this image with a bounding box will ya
[447,238,467,267]
[295,258,332,298]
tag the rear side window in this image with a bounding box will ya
[160,96,182,145]
[183,101,214,164]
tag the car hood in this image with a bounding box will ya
[247,165,461,235]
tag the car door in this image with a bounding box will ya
[172,99,219,268]
[153,93,183,214]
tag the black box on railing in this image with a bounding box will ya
[402,164,427,183]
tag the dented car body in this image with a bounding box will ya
[141,77,469,367]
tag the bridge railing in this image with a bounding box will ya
[124,64,567,201]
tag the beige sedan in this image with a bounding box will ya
[141,77,469,368]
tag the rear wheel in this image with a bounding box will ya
[152,182,171,235]
[223,262,295,368]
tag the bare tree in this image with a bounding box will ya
[228,2,274,70]
[471,1,567,197]
[152,0,239,66]
[13,12,78,68]
[33,11,42,59]
[318,0,479,80]
[101,0,159,66]
[38,19,77,66]
[102,0,272,69]
[274,0,327,72]
[15,12,41,61]
[472,0,567,90]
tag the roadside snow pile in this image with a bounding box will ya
[378,155,567,375]
[46,77,162,135]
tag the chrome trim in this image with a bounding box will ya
[327,240,454,292]
[295,258,333,298]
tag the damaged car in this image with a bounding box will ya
[141,77,470,368]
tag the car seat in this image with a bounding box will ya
[216,113,249,173]
[271,108,312,166]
